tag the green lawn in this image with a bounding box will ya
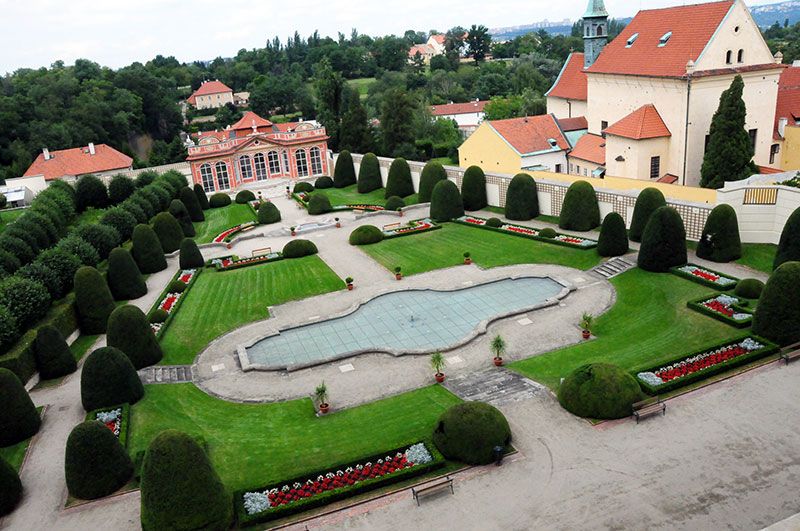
[33,335,99,391]
[0,208,25,233]
[480,207,561,227]
[310,184,418,208]
[347,77,377,100]
[193,203,257,244]
[360,223,603,276]
[128,383,460,492]
[159,256,344,365]
[511,269,737,390]
[0,407,43,471]
[75,207,107,227]
[736,243,777,275]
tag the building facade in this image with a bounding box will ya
[187,80,235,110]
[430,100,489,136]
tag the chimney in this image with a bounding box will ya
[775,51,784,64]
[686,60,695,74]
[779,117,789,138]
[42,147,50,161]
[88,143,96,155]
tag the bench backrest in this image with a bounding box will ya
[252,247,272,257]
[632,397,661,411]
[383,223,401,231]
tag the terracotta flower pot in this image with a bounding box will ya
[347,284,354,291]
[435,373,445,383]
[291,231,296,237]
[493,357,503,367]
[582,330,591,340]
[395,273,402,280]
[226,244,232,250]
[399,211,404,217]
[319,403,329,414]
[336,222,341,228]
[464,258,472,265]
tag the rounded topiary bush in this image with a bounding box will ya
[120,201,148,225]
[461,166,488,211]
[0,276,51,328]
[65,421,133,500]
[235,190,256,204]
[282,239,318,258]
[56,235,100,267]
[637,206,688,273]
[505,173,539,221]
[735,278,764,299]
[149,309,168,324]
[152,212,185,253]
[75,175,109,212]
[74,266,116,334]
[630,187,667,243]
[559,181,600,231]
[418,161,447,203]
[0,456,21,516]
[75,223,121,260]
[333,150,356,188]
[18,262,61,299]
[135,170,158,188]
[752,261,800,345]
[168,200,195,238]
[179,238,204,270]
[179,187,204,222]
[107,248,147,301]
[0,306,19,354]
[257,202,281,225]
[314,176,334,189]
[597,212,629,257]
[37,248,82,297]
[193,184,210,210]
[385,196,405,211]
[357,153,383,194]
[307,193,333,215]
[349,225,385,246]
[208,193,231,208]
[0,368,41,446]
[774,207,800,270]
[558,363,644,419]
[33,325,77,380]
[140,430,232,531]
[0,249,21,274]
[486,217,503,228]
[0,235,35,265]
[167,280,187,293]
[430,179,464,222]
[385,158,414,199]
[107,305,163,369]
[108,175,136,205]
[293,182,314,194]
[100,207,137,241]
[80,347,144,411]
[132,224,167,274]
[539,227,557,239]
[696,204,741,263]
[432,402,511,465]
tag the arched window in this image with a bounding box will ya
[295,149,309,177]
[737,49,744,63]
[253,153,268,180]
[215,161,231,190]
[200,163,215,192]
[596,25,604,37]
[267,151,281,176]
[282,151,290,174]
[726,50,732,64]
[238,155,253,181]
[310,147,324,176]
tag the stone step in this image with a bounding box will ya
[589,257,636,279]
[138,365,194,385]
[443,367,544,406]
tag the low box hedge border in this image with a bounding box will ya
[84,402,131,449]
[205,253,285,272]
[292,193,384,214]
[686,294,753,329]
[453,217,597,250]
[633,334,779,395]
[669,264,739,291]
[383,219,442,240]
[148,268,202,340]
[235,440,445,527]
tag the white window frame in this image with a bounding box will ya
[310,147,324,176]
[200,163,215,192]
[295,149,309,177]
[215,161,231,190]
[254,153,268,180]
[267,151,281,176]
[238,155,253,181]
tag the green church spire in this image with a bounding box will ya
[584,0,608,19]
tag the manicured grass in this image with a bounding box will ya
[128,383,460,492]
[736,243,777,275]
[310,184,418,208]
[70,334,99,361]
[511,269,737,390]
[360,223,603,276]
[193,203,257,244]
[479,207,561,227]
[347,77,377,100]
[159,256,344,365]
[75,207,107,227]
[0,208,25,233]
[0,407,43,471]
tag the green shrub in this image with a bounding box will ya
[193,184,211,210]
[235,190,256,204]
[152,212,184,253]
[418,161,446,203]
[168,200,195,238]
[0,456,21,516]
[5,223,43,255]
[108,175,136,205]
[752,262,800,345]
[505,173,539,220]
[0,249,21,274]
[0,276,51,328]
[75,175,109,212]
[696,204,741,263]
[33,325,76,380]
[735,278,764,299]
[80,346,144,411]
[65,421,133,500]
[74,266,116,334]
[430,180,464,222]
[385,158,414,198]
[334,150,357,188]
[75,223,121,260]
[132,224,167,274]
[629,187,666,242]
[23,211,59,246]
[179,187,204,222]
[315,176,334,189]
[558,363,644,419]
[107,248,147,301]
[432,402,511,465]
[137,188,163,214]
[308,193,333,215]
[0,305,19,353]
[107,305,163,369]
[385,196,405,211]
[208,193,231,208]
[282,239,318,258]
[637,206,687,272]
[120,200,148,224]
[179,239,204,270]
[486,217,503,228]
[538,227,557,239]
[140,430,232,531]
[149,309,169,324]
[56,236,100,267]
[38,248,82,297]
[357,153,382,193]
[597,212,629,257]
[17,262,62,299]
[135,170,158,188]
[293,182,314,194]
[257,202,281,225]
[461,166,487,211]
[559,181,600,231]
[0,368,41,446]
[160,170,188,190]
[349,225,384,245]
[774,207,800,270]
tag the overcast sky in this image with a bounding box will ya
[0,0,778,74]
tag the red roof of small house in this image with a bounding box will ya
[430,100,489,116]
[587,1,734,78]
[569,133,606,165]
[557,116,589,132]
[409,44,433,58]
[546,53,587,101]
[775,66,800,138]
[431,34,446,45]
[231,111,274,132]
[23,144,132,181]
[604,104,672,140]
[488,114,570,155]
[187,80,233,104]
[657,174,679,184]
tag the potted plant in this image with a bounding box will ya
[491,334,506,366]
[285,185,291,198]
[335,217,341,228]
[463,252,472,265]
[345,276,354,290]
[394,266,402,280]
[431,352,446,383]
[315,381,329,414]
[290,226,296,237]
[580,313,594,340]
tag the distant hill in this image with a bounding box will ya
[750,0,800,27]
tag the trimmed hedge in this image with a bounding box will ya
[282,239,318,258]
[107,248,147,301]
[235,190,256,204]
[293,181,314,194]
[179,239,204,269]
[0,249,21,274]
[461,166,487,211]
[558,363,644,419]
[349,225,385,245]
[333,150,356,188]
[135,170,158,188]
[107,305,163,369]
[418,161,446,203]
[597,212,629,257]
[0,276,51,329]
[314,176,334,189]
[357,153,382,193]
[432,402,511,465]
[486,217,503,228]
[37,248,82,299]
[32,325,77,380]
[178,187,204,222]
[80,346,144,411]
[194,184,211,210]
[120,201,148,224]
[75,175,109,212]
[74,266,116,334]
[257,202,281,225]
[132,224,167,274]
[75,223,121,260]
[669,263,739,290]
[56,236,100,267]
[0,368,41,446]
[307,193,333,215]
[430,179,464,222]
[735,278,764,299]
[384,196,405,211]
[0,305,19,354]
[0,456,21,516]
[209,193,232,208]
[637,206,687,272]
[559,180,600,231]
[101,207,137,241]
[152,212,185,253]
[687,293,752,328]
[108,175,136,205]
[630,187,666,242]
[696,204,741,263]
[505,173,539,221]
[168,200,195,238]
[65,421,133,500]
[17,262,61,300]
[774,207,800,270]
[385,158,414,198]
[752,262,800,345]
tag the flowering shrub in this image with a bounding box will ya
[688,293,752,327]
[148,269,199,336]
[212,222,257,243]
[671,264,738,290]
[382,218,440,239]
[456,215,597,249]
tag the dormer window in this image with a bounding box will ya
[626,33,639,47]
[548,138,558,148]
[658,32,673,46]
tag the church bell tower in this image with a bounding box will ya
[583,0,608,69]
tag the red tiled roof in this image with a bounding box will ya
[488,114,570,155]
[431,34,446,45]
[588,1,734,78]
[569,134,606,165]
[430,100,489,116]
[409,44,433,57]
[758,165,783,174]
[604,104,671,140]
[546,53,587,101]
[775,66,800,138]
[657,174,679,184]
[557,116,588,132]
[23,144,132,181]
[187,80,233,104]
[231,111,273,132]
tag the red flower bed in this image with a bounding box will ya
[160,294,178,312]
[463,217,486,225]
[703,299,734,317]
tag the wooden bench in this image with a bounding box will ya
[781,341,800,364]
[252,247,272,258]
[411,476,454,506]
[632,398,666,424]
[240,225,256,233]
[382,222,401,231]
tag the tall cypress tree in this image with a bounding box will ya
[700,75,758,189]
[338,87,373,154]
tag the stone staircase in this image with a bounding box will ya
[443,367,544,406]
[590,256,636,279]
[138,365,194,384]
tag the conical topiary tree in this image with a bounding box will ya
[32,324,77,380]
[597,212,629,257]
[461,165,487,211]
[107,248,147,301]
[65,421,134,500]
[430,180,464,222]
[333,150,356,188]
[696,204,742,263]
[179,187,205,222]
[505,173,539,221]
[132,224,167,274]
[140,430,232,531]
[75,223,121,259]
[74,266,116,334]
[752,261,800,346]
[637,206,688,272]
[179,239,204,270]
[257,202,281,225]
[384,158,414,198]
[152,212,184,253]
[107,305,163,369]
[357,153,382,193]
[75,175,109,212]
[0,368,41,446]
[193,184,211,210]
[168,200,195,238]
[418,161,447,203]
[0,456,21,516]
[81,347,144,411]
[629,187,667,242]
[774,207,800,270]
[559,181,600,231]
